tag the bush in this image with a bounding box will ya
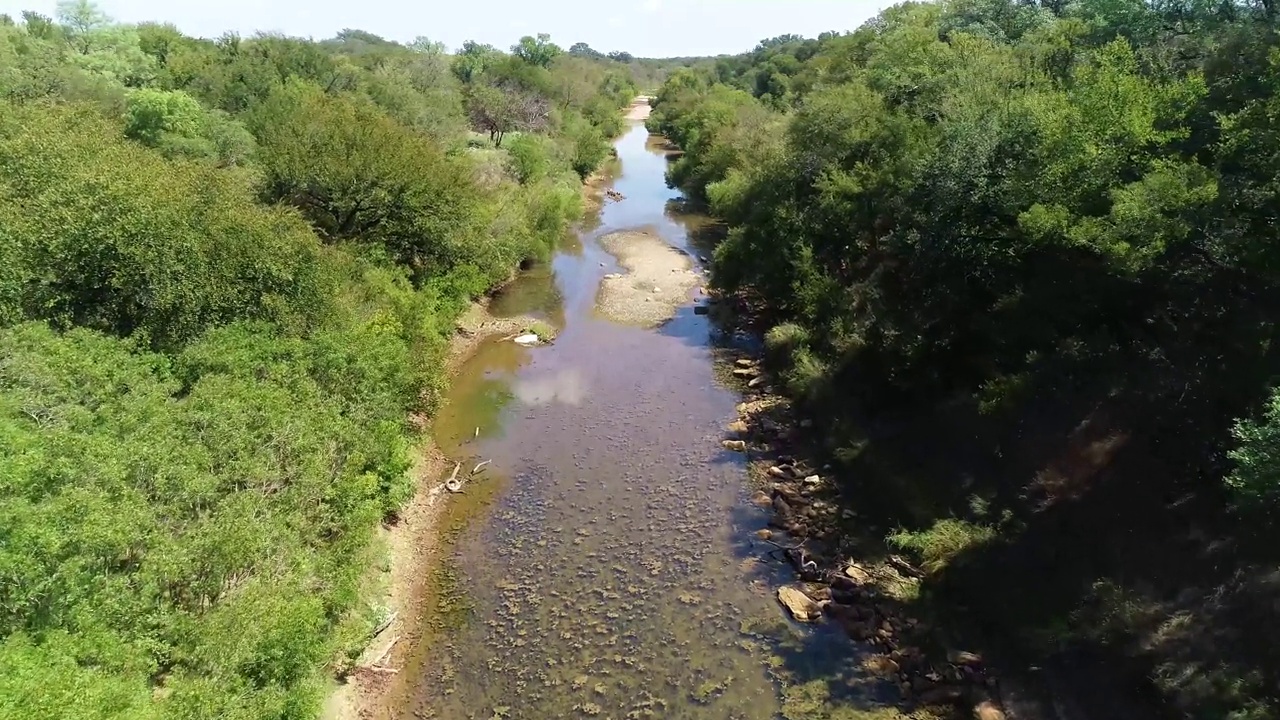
[0,101,333,350]
[887,519,998,574]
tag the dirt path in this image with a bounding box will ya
[595,229,701,326]
[322,301,545,720]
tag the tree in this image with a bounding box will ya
[250,81,483,276]
[569,42,603,59]
[123,87,204,145]
[55,0,108,54]
[512,33,561,68]
[465,82,550,146]
[452,39,497,83]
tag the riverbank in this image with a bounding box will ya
[323,153,623,719]
[322,296,548,720]
[716,349,1012,720]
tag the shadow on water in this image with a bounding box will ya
[409,123,889,720]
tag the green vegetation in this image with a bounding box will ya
[0,3,635,717]
[652,2,1280,717]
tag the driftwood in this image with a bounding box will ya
[445,462,463,493]
[370,635,400,667]
[428,458,493,504]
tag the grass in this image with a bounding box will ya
[887,518,997,575]
[523,319,557,341]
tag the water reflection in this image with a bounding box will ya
[513,368,588,406]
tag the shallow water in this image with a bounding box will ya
[410,125,864,720]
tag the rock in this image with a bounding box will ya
[827,604,871,638]
[767,466,788,479]
[844,564,873,585]
[803,474,822,485]
[865,655,901,677]
[755,528,773,540]
[918,684,967,706]
[747,376,766,389]
[751,491,772,509]
[652,287,661,293]
[947,650,983,667]
[974,701,1006,720]
[732,367,759,379]
[777,586,821,622]
[842,509,857,520]
[603,273,622,280]
[722,440,747,452]
[513,334,540,346]
[772,495,793,520]
[735,358,757,368]
[727,420,749,436]
[831,587,863,605]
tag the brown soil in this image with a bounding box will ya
[596,229,701,326]
[321,297,544,720]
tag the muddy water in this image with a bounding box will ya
[411,125,861,720]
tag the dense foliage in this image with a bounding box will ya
[651,1,1280,717]
[0,3,634,717]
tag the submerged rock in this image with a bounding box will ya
[727,420,749,437]
[777,586,821,622]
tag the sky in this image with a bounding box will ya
[1,0,890,57]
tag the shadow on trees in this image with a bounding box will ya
[801,260,1280,719]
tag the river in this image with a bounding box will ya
[404,122,867,720]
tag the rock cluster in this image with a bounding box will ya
[724,354,1006,720]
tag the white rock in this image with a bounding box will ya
[513,334,540,346]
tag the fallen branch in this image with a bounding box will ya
[472,460,491,475]
[370,635,400,667]
[445,462,463,493]
[365,666,399,674]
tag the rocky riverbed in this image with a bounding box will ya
[595,229,702,327]
[716,350,1010,720]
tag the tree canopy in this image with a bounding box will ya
[650,1,1280,717]
[0,4,636,717]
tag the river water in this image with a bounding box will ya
[407,123,865,720]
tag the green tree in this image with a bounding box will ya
[512,33,562,68]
